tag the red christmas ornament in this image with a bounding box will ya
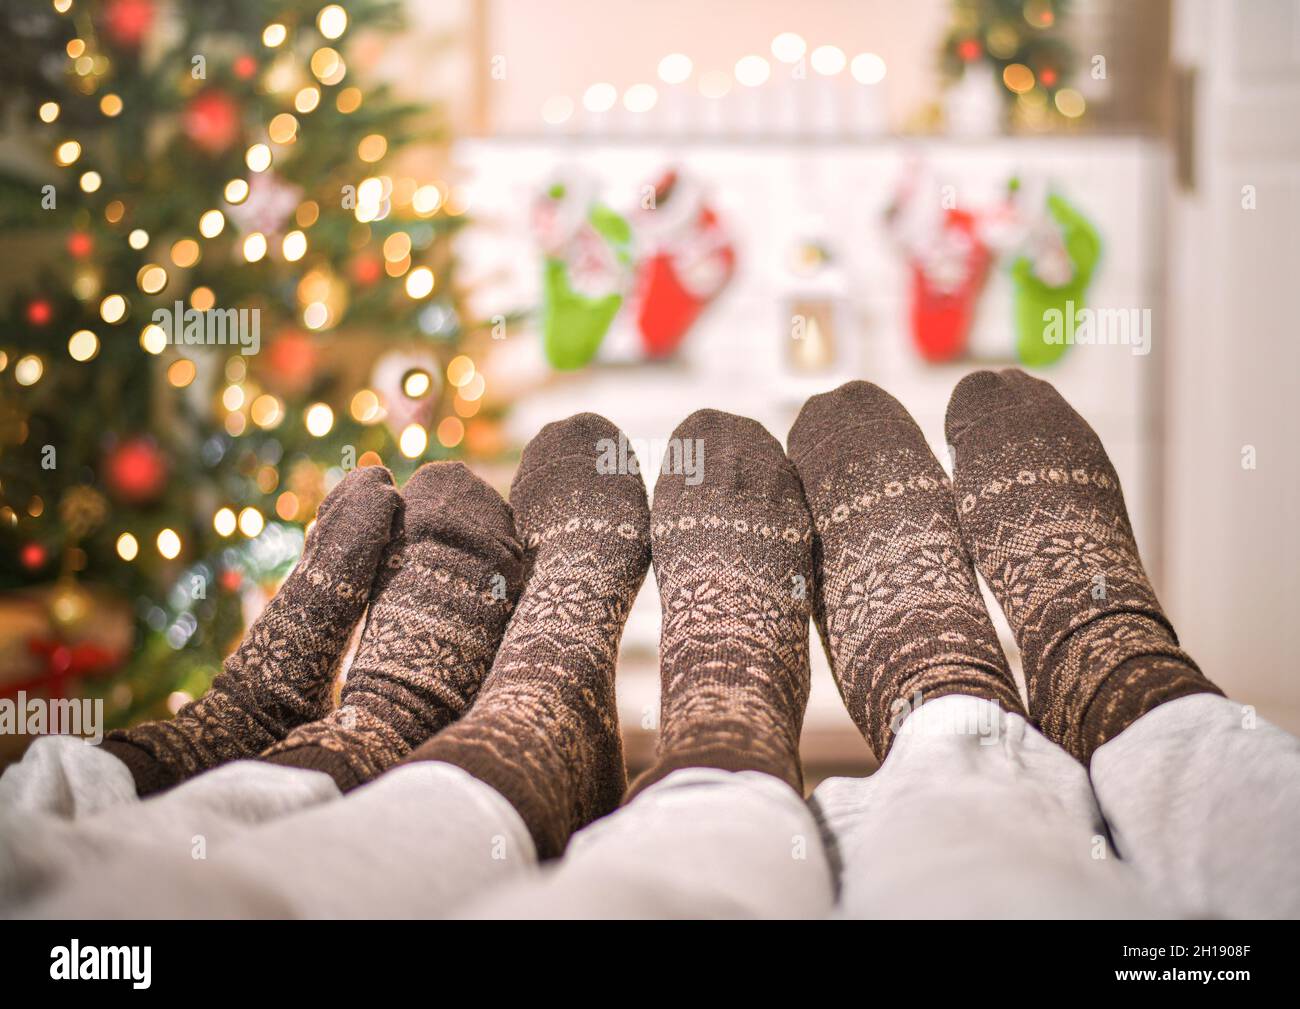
[266,330,319,393]
[19,542,48,571]
[219,569,244,593]
[350,255,382,286]
[958,38,983,62]
[233,55,258,80]
[26,299,53,326]
[67,232,93,258]
[17,638,123,700]
[104,437,168,504]
[183,90,241,155]
[1039,67,1058,88]
[104,0,155,47]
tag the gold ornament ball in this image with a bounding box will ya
[49,579,92,633]
[59,485,109,539]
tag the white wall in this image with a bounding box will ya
[1164,0,1300,734]
[482,0,950,135]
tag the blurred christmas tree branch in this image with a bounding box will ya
[0,0,506,731]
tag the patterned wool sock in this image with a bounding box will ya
[260,462,524,790]
[788,381,1026,762]
[100,466,401,795]
[408,414,651,858]
[628,409,814,799]
[945,369,1221,762]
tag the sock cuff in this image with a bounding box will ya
[261,743,369,792]
[98,737,179,797]
[1077,654,1224,762]
[405,738,579,859]
[625,747,803,805]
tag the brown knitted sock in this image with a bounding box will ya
[100,466,400,795]
[946,369,1221,763]
[259,462,524,791]
[628,409,813,799]
[788,381,1026,761]
[407,413,651,858]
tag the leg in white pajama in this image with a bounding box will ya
[3,738,534,918]
[459,767,834,919]
[1090,692,1300,919]
[812,694,1163,918]
[1,736,339,910]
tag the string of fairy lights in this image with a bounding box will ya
[9,1,487,570]
[535,12,1085,129]
[540,33,890,126]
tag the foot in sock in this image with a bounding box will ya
[408,414,651,858]
[945,368,1221,762]
[100,466,401,795]
[629,409,814,798]
[788,382,1025,761]
[260,462,524,790]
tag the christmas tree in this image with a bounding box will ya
[0,0,506,735]
[940,0,1084,127]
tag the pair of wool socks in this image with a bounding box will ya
[102,463,523,794]
[790,373,1218,764]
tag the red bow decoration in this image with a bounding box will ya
[2,638,124,700]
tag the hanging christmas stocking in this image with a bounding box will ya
[1012,191,1102,367]
[909,208,987,361]
[887,171,995,364]
[533,178,632,371]
[907,208,992,362]
[632,171,736,359]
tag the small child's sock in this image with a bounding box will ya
[100,467,401,794]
